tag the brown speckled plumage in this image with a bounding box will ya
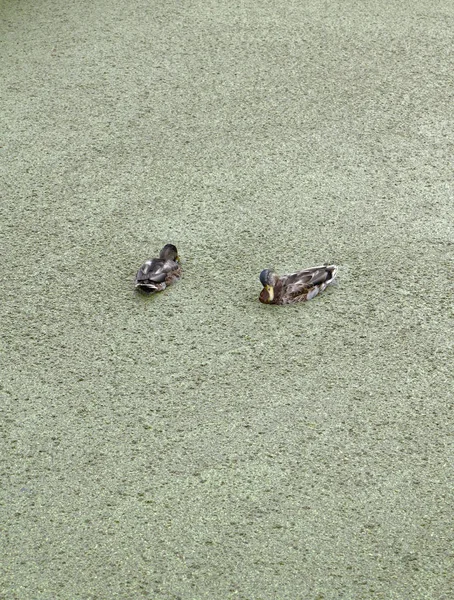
[259,265,338,305]
[135,244,181,294]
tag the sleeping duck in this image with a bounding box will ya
[135,244,181,294]
[259,264,337,305]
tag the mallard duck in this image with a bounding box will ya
[259,264,338,305]
[135,244,181,293]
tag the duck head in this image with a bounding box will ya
[259,269,278,303]
[159,244,179,262]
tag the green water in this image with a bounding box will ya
[1,0,453,598]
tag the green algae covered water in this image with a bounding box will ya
[1,1,453,597]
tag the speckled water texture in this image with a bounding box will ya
[1,0,453,598]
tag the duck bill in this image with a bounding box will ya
[259,285,274,303]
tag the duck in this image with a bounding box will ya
[135,244,181,293]
[259,264,338,305]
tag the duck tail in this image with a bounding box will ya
[135,282,166,294]
[326,265,338,285]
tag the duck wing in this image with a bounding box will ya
[135,257,181,293]
[135,259,167,284]
[281,265,337,300]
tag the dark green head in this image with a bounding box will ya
[160,244,179,262]
[259,269,278,304]
[259,269,278,287]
